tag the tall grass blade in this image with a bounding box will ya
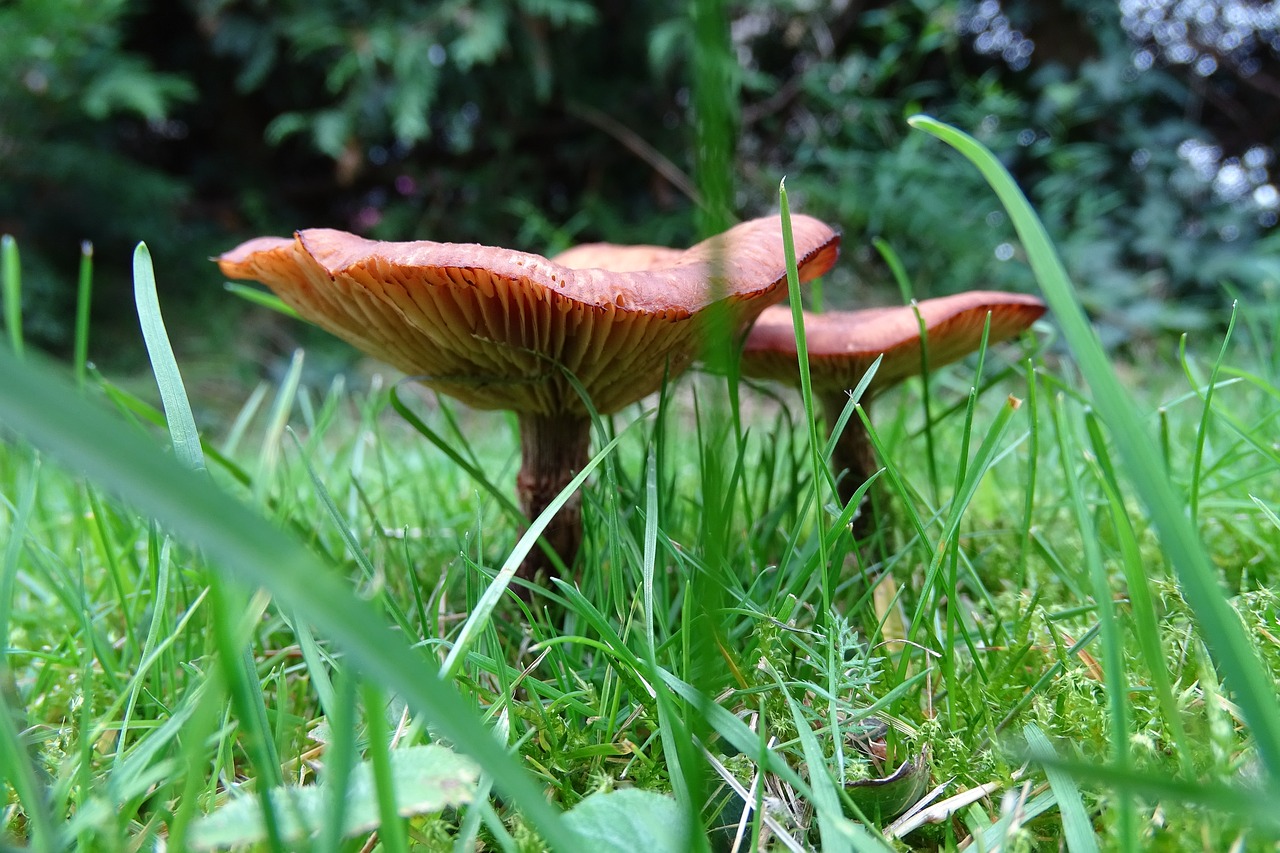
[225,282,299,318]
[686,2,740,843]
[905,393,1019,644]
[1051,401,1134,845]
[771,665,853,853]
[871,237,914,305]
[642,451,660,654]
[133,680,221,850]
[779,180,832,615]
[389,385,524,524]
[133,242,204,473]
[0,675,55,852]
[361,682,410,853]
[135,241,289,842]
[75,241,94,387]
[908,114,1280,788]
[689,0,736,236]
[1253,495,1280,532]
[1025,752,1280,831]
[1183,306,1239,522]
[114,535,175,770]
[1082,411,1194,773]
[439,427,627,681]
[657,670,811,798]
[0,350,577,850]
[321,672,358,852]
[1,235,21,360]
[254,348,303,503]
[1017,357,1040,584]
[0,462,36,669]
[136,240,290,838]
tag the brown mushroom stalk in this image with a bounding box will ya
[819,392,878,506]
[218,215,840,589]
[515,410,592,580]
[741,292,1046,532]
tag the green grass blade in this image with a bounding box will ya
[909,114,1280,788]
[687,1,740,839]
[871,237,914,305]
[689,0,735,236]
[254,348,303,503]
[905,393,1019,644]
[361,682,410,853]
[321,672,358,853]
[1051,402,1134,846]
[133,242,204,473]
[1253,495,1280,532]
[389,385,525,525]
[136,241,289,839]
[114,534,174,770]
[1017,356,1040,585]
[2,235,21,360]
[208,585,287,849]
[0,460,37,668]
[1081,411,1194,774]
[440,427,627,682]
[0,350,577,850]
[642,451,660,654]
[656,669,812,798]
[0,676,55,852]
[285,428,414,639]
[1024,751,1280,831]
[74,241,94,388]
[779,180,833,615]
[1186,305,1240,521]
[136,240,289,841]
[165,679,229,851]
[770,665,852,853]
[225,282,300,318]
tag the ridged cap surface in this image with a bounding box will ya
[219,215,840,414]
[740,291,1045,395]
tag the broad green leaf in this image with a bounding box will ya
[562,789,687,853]
[189,745,478,850]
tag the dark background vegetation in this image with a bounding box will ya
[3,0,1279,364]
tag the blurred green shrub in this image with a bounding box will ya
[732,0,1280,341]
[2,0,1277,356]
[0,0,195,345]
[187,0,692,250]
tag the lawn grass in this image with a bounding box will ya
[2,194,1280,851]
[5,99,1280,852]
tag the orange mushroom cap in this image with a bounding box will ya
[551,243,685,273]
[740,291,1046,395]
[218,215,840,415]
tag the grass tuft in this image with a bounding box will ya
[2,121,1280,849]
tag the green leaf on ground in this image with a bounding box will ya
[189,745,479,850]
[562,789,688,853]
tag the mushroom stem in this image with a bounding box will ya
[821,391,879,539]
[515,411,593,588]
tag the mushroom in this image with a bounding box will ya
[551,243,685,273]
[740,291,1046,527]
[218,215,840,587]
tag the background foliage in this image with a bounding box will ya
[3,0,1279,355]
